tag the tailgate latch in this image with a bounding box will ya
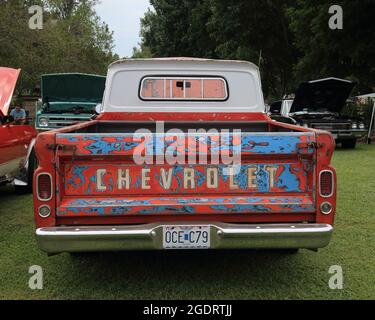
[47,144,78,178]
[296,142,323,172]
[296,141,323,154]
[47,144,77,152]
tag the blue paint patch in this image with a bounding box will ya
[195,169,206,187]
[88,174,97,193]
[211,204,271,213]
[138,206,196,214]
[134,177,142,188]
[173,165,185,188]
[255,165,270,192]
[111,207,132,215]
[108,178,114,192]
[233,166,250,190]
[64,207,105,215]
[82,136,138,155]
[241,135,312,154]
[277,164,301,192]
[68,166,88,188]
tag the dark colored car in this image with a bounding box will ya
[270,78,367,148]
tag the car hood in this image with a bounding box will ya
[290,77,356,114]
[41,73,106,104]
[0,67,21,117]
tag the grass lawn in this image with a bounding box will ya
[0,144,374,300]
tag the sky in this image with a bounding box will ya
[95,0,151,58]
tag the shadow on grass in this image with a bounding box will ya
[334,142,370,153]
[0,185,26,200]
[55,249,316,299]
[0,185,15,196]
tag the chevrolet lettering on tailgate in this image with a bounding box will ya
[74,164,300,192]
[33,58,336,254]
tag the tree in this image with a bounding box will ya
[138,0,217,58]
[43,0,98,19]
[0,0,117,93]
[289,0,375,95]
[132,45,152,58]
[137,0,299,99]
[208,0,298,98]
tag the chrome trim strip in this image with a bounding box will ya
[36,223,333,254]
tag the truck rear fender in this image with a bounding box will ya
[33,131,57,228]
[314,131,337,225]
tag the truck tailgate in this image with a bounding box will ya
[54,132,317,219]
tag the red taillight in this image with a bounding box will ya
[37,174,52,201]
[320,171,333,197]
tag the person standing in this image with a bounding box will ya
[10,105,27,125]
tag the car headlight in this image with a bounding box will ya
[351,123,358,129]
[303,123,309,128]
[39,117,49,127]
[359,123,365,130]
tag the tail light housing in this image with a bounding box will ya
[37,173,53,201]
[319,170,334,197]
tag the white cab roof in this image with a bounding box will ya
[102,58,266,113]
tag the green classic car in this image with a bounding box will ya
[35,73,106,130]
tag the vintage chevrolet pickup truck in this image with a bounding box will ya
[33,58,336,254]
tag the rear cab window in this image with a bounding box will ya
[140,77,228,101]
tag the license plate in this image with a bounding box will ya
[163,226,210,249]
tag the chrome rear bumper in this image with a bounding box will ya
[36,222,333,254]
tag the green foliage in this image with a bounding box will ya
[137,0,375,99]
[208,0,298,98]
[132,45,152,58]
[288,0,375,95]
[44,0,98,19]
[139,1,216,59]
[0,0,118,94]
[136,0,299,98]
[342,101,375,128]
